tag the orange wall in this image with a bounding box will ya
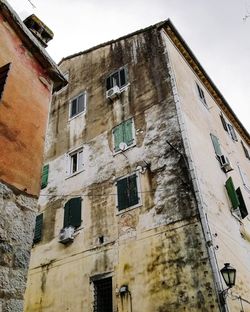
[0,14,52,196]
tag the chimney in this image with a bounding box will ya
[23,14,54,48]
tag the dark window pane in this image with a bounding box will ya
[94,277,113,312]
[71,99,77,117]
[33,214,43,244]
[68,197,82,228]
[241,141,250,160]
[71,153,78,173]
[128,174,139,206]
[220,114,228,132]
[236,187,248,219]
[63,201,71,228]
[111,71,119,87]
[106,76,112,90]
[119,68,126,87]
[77,94,85,113]
[117,177,129,210]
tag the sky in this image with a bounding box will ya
[8,0,250,133]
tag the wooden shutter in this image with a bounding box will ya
[236,188,248,219]
[0,63,10,100]
[210,134,222,156]
[123,119,134,146]
[41,164,49,189]
[119,67,127,87]
[225,177,240,209]
[117,177,129,210]
[33,213,43,244]
[113,124,123,152]
[69,197,82,228]
[128,174,139,206]
[220,114,228,132]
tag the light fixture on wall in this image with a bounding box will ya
[219,263,236,305]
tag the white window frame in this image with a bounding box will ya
[115,171,142,215]
[106,66,129,92]
[112,118,136,155]
[66,147,84,177]
[69,91,87,120]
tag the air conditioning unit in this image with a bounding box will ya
[106,86,120,100]
[59,226,75,244]
[218,155,233,173]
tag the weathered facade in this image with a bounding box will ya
[0,1,66,311]
[25,20,250,311]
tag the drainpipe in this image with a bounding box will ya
[160,29,228,312]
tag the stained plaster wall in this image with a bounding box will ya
[163,30,250,311]
[25,27,219,311]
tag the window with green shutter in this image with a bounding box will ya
[63,197,82,228]
[33,213,43,244]
[41,164,49,189]
[117,174,139,211]
[210,134,222,156]
[225,177,240,210]
[113,119,135,152]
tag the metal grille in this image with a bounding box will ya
[93,277,113,312]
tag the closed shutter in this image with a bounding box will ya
[69,197,82,228]
[236,188,248,219]
[41,164,49,189]
[33,214,43,244]
[128,174,139,206]
[117,177,129,210]
[123,119,134,146]
[63,200,71,228]
[113,124,123,152]
[119,68,126,87]
[210,134,222,156]
[225,177,240,210]
[220,114,228,132]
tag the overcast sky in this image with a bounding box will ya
[8,0,250,133]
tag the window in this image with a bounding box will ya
[225,177,248,219]
[241,141,250,160]
[116,173,140,211]
[63,197,82,228]
[41,164,49,189]
[220,113,238,141]
[69,148,83,175]
[106,67,127,91]
[113,119,135,152]
[33,213,43,244]
[69,92,86,118]
[0,63,10,101]
[210,134,222,156]
[196,83,207,107]
[93,277,113,312]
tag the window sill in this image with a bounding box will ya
[116,202,142,216]
[66,169,84,180]
[68,111,86,122]
[112,142,136,156]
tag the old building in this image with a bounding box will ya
[24,19,250,312]
[0,1,66,311]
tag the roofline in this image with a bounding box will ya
[58,18,249,144]
[0,0,67,92]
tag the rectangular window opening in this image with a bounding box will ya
[196,83,207,107]
[70,92,86,118]
[113,119,135,152]
[93,277,113,312]
[117,173,139,211]
[106,67,128,91]
[33,213,43,244]
[69,148,83,175]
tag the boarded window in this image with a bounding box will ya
[93,277,113,312]
[63,197,82,228]
[33,213,43,244]
[70,93,86,118]
[117,174,139,210]
[210,134,222,156]
[41,164,49,189]
[106,67,127,90]
[113,119,134,152]
[0,63,10,101]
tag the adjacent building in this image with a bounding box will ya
[24,20,250,312]
[0,1,66,311]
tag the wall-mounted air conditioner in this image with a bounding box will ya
[106,86,120,100]
[58,226,75,244]
[218,155,233,173]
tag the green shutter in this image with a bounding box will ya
[63,201,71,228]
[236,188,248,219]
[33,213,43,244]
[69,197,82,228]
[210,134,222,156]
[128,174,139,206]
[123,119,134,146]
[113,124,123,152]
[117,177,129,210]
[41,164,49,189]
[225,177,240,210]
